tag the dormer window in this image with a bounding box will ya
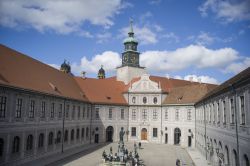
[143,97,147,104]
[132,97,136,104]
[153,97,157,104]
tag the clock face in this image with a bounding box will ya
[123,54,128,63]
[131,56,136,63]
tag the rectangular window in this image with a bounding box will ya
[142,109,147,120]
[121,109,124,120]
[153,128,158,137]
[78,106,80,119]
[95,108,99,119]
[240,96,245,125]
[187,109,191,120]
[213,104,215,123]
[153,110,157,120]
[72,105,75,119]
[175,109,179,121]
[165,109,168,120]
[87,106,90,118]
[66,105,69,118]
[41,101,45,118]
[108,108,112,119]
[209,105,211,123]
[223,100,226,124]
[0,96,7,118]
[15,98,22,118]
[82,106,85,118]
[217,102,220,124]
[50,103,55,118]
[29,100,35,118]
[132,109,136,120]
[131,127,136,136]
[230,98,235,124]
[58,104,62,118]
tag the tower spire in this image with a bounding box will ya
[128,18,134,37]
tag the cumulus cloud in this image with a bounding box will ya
[0,0,125,34]
[224,57,250,74]
[199,0,250,23]
[140,45,239,72]
[161,32,179,43]
[120,25,158,45]
[195,31,214,45]
[174,75,219,84]
[71,51,121,75]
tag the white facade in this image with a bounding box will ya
[195,82,250,166]
[116,66,147,85]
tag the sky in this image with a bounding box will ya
[0,0,250,84]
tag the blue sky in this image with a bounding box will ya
[0,0,250,84]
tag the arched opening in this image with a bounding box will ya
[71,129,75,141]
[64,130,68,142]
[244,154,250,166]
[141,128,147,140]
[174,128,181,145]
[38,133,44,148]
[57,131,61,143]
[95,127,99,143]
[48,132,53,146]
[26,134,33,151]
[12,136,20,153]
[0,138,4,156]
[233,149,237,166]
[225,146,230,165]
[106,126,114,142]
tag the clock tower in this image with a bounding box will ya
[122,20,140,67]
[117,19,146,84]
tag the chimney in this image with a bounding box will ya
[189,76,193,82]
[81,71,86,79]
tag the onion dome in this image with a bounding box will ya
[60,60,71,74]
[98,65,105,79]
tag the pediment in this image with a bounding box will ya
[129,74,161,92]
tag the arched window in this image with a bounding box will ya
[38,133,44,148]
[153,97,157,104]
[76,128,80,140]
[233,149,237,166]
[132,97,136,104]
[225,146,230,165]
[48,132,53,145]
[244,154,250,166]
[143,97,147,104]
[26,135,33,150]
[71,129,74,141]
[12,136,20,153]
[0,138,4,156]
[57,131,61,143]
[86,127,89,138]
[81,128,85,138]
[64,130,68,142]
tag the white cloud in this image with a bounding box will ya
[71,51,121,75]
[199,0,250,23]
[96,32,112,43]
[48,64,60,70]
[140,45,239,72]
[195,31,214,45]
[224,57,250,74]
[120,25,158,45]
[0,0,126,34]
[149,0,162,5]
[161,32,179,43]
[184,75,219,84]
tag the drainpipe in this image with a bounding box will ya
[231,84,240,166]
[89,104,93,144]
[61,99,66,153]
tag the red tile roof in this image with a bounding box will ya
[0,44,88,102]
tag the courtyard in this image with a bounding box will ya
[48,142,195,166]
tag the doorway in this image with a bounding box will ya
[94,134,99,143]
[106,126,114,142]
[174,128,181,145]
[141,128,147,140]
[165,133,168,144]
[188,136,192,147]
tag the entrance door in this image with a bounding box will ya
[165,133,168,144]
[188,136,192,147]
[174,128,181,145]
[95,134,99,143]
[106,126,114,142]
[141,128,147,140]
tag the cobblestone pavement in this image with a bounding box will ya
[48,142,195,166]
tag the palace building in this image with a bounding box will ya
[0,21,249,166]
